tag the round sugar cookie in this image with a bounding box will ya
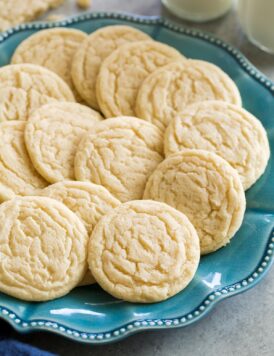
[135,60,242,131]
[41,181,121,285]
[25,102,103,183]
[11,28,88,100]
[71,25,152,110]
[164,101,270,190]
[88,200,200,303]
[143,149,246,254]
[74,117,164,202]
[96,41,184,118]
[0,64,75,122]
[0,196,88,301]
[0,121,47,203]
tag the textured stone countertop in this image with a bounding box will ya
[4,1,274,355]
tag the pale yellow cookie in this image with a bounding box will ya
[135,60,242,131]
[164,101,270,190]
[71,26,151,110]
[144,149,246,254]
[0,196,88,301]
[25,102,102,183]
[74,117,164,202]
[41,181,121,285]
[11,28,88,100]
[0,64,75,122]
[88,200,200,303]
[0,0,64,31]
[96,41,185,117]
[0,121,48,203]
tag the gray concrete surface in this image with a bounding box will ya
[7,1,274,355]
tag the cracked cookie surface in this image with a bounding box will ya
[12,28,88,100]
[25,102,102,183]
[71,25,151,110]
[0,121,48,203]
[143,149,246,254]
[164,101,270,190]
[41,181,121,285]
[0,64,75,122]
[0,87,55,122]
[135,60,242,131]
[96,41,184,118]
[0,196,88,301]
[74,117,164,202]
[88,200,200,303]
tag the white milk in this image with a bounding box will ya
[162,0,232,22]
[237,0,274,53]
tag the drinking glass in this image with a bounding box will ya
[162,0,232,22]
[237,0,274,54]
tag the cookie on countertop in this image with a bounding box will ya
[24,102,102,183]
[11,28,88,100]
[96,41,185,118]
[144,149,246,255]
[0,64,75,122]
[164,101,270,190]
[74,116,164,202]
[0,0,64,31]
[135,60,242,131]
[71,25,152,110]
[0,121,48,203]
[88,200,200,303]
[41,181,121,286]
[0,196,88,301]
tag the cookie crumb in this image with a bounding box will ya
[76,0,91,9]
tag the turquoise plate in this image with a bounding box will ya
[0,12,273,344]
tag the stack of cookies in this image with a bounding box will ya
[0,25,270,303]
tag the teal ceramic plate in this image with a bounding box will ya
[0,12,273,344]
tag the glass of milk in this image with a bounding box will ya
[162,0,232,22]
[237,0,274,54]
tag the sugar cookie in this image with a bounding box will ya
[71,25,151,109]
[88,200,200,303]
[135,60,242,131]
[74,117,164,202]
[11,28,88,99]
[96,41,184,117]
[41,181,121,285]
[165,101,270,190]
[144,149,246,254]
[25,102,102,183]
[0,64,75,122]
[0,122,47,203]
[0,196,88,301]
[0,0,64,31]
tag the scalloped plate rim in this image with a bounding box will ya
[0,11,273,344]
